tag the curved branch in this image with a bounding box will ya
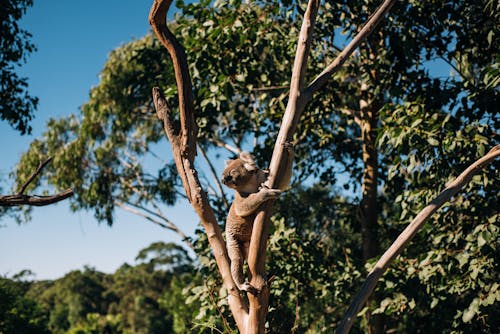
[336,144,500,334]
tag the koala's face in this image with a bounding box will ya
[221,158,256,190]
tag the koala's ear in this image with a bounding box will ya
[244,162,258,171]
[239,151,258,171]
[239,151,255,163]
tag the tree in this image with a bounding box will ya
[0,276,49,334]
[23,242,196,334]
[0,0,73,208]
[0,0,38,135]
[14,0,499,333]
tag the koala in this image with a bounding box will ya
[222,149,293,293]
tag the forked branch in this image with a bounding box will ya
[149,0,398,332]
[247,0,396,309]
[0,157,73,207]
[336,145,500,334]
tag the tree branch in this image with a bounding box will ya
[17,157,52,195]
[305,0,397,99]
[0,189,74,207]
[336,144,500,334]
[246,1,321,333]
[0,157,73,207]
[149,0,197,162]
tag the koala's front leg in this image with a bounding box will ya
[234,187,282,217]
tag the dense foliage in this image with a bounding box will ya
[0,0,38,135]
[12,0,499,333]
[0,242,200,334]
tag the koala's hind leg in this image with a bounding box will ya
[227,235,258,294]
[227,234,245,287]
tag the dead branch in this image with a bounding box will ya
[336,144,500,334]
[0,157,73,207]
[149,0,197,162]
[0,189,73,207]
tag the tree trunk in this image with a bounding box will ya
[359,82,384,334]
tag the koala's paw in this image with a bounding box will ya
[240,281,259,295]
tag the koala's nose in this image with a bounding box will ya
[222,175,232,184]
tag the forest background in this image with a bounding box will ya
[1,0,498,333]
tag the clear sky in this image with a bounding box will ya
[0,0,199,280]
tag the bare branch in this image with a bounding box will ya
[336,144,500,334]
[252,85,289,92]
[0,156,74,207]
[305,0,397,99]
[115,200,194,250]
[208,138,241,155]
[0,189,74,207]
[17,157,53,195]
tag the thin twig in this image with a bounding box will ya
[115,200,194,250]
[336,145,500,334]
[17,157,53,195]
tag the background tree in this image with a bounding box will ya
[0,273,49,334]
[13,0,499,333]
[0,0,38,135]
[4,241,197,334]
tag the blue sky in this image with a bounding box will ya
[0,0,199,280]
